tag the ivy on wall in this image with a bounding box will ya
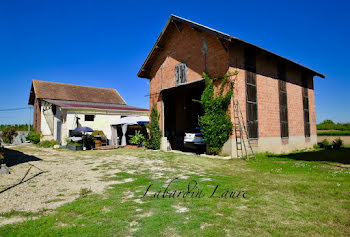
[198,71,238,154]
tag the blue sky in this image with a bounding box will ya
[0,0,349,124]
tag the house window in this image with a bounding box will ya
[302,76,310,137]
[278,65,289,138]
[175,63,187,85]
[245,49,258,139]
[85,115,95,121]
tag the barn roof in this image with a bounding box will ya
[28,80,126,105]
[138,15,325,79]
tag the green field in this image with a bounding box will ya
[1,147,350,236]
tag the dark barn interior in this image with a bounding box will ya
[162,80,205,150]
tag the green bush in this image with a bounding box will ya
[66,138,82,146]
[198,72,237,155]
[37,140,58,148]
[317,130,350,136]
[0,126,18,144]
[129,130,146,146]
[321,139,330,146]
[332,138,343,149]
[26,131,41,144]
[146,106,162,150]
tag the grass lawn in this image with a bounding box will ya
[1,147,350,236]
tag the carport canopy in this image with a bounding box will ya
[110,116,149,146]
[111,116,149,125]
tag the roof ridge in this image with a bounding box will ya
[32,79,116,91]
[29,80,127,105]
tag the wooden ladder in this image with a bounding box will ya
[233,100,256,160]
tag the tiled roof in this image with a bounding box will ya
[29,80,126,105]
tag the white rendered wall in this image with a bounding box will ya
[40,103,53,137]
[61,109,148,145]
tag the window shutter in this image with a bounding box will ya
[278,64,289,138]
[302,78,310,137]
[175,63,187,85]
[245,48,258,139]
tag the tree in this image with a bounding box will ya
[146,105,162,150]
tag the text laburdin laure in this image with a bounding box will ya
[142,178,247,199]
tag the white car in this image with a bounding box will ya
[184,127,206,150]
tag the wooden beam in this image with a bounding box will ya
[172,20,182,32]
[219,38,228,53]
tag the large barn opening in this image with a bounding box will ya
[162,80,205,151]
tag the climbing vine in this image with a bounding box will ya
[198,71,238,154]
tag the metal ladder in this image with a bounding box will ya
[233,101,256,160]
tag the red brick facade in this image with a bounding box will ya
[141,16,322,153]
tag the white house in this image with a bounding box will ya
[28,80,148,145]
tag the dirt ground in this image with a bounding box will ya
[0,145,201,226]
[317,135,350,144]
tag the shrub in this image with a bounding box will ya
[0,126,18,144]
[317,130,350,136]
[332,138,343,149]
[321,139,330,147]
[26,131,41,144]
[129,130,146,146]
[313,144,320,149]
[37,140,58,148]
[197,72,237,155]
[146,106,162,150]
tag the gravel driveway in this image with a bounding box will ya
[0,146,124,216]
[0,145,200,226]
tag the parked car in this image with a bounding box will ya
[184,127,205,151]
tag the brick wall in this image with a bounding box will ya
[286,67,304,137]
[149,23,230,130]
[306,74,317,136]
[256,54,280,138]
[33,98,41,134]
[147,22,317,143]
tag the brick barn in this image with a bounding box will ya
[138,15,325,156]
